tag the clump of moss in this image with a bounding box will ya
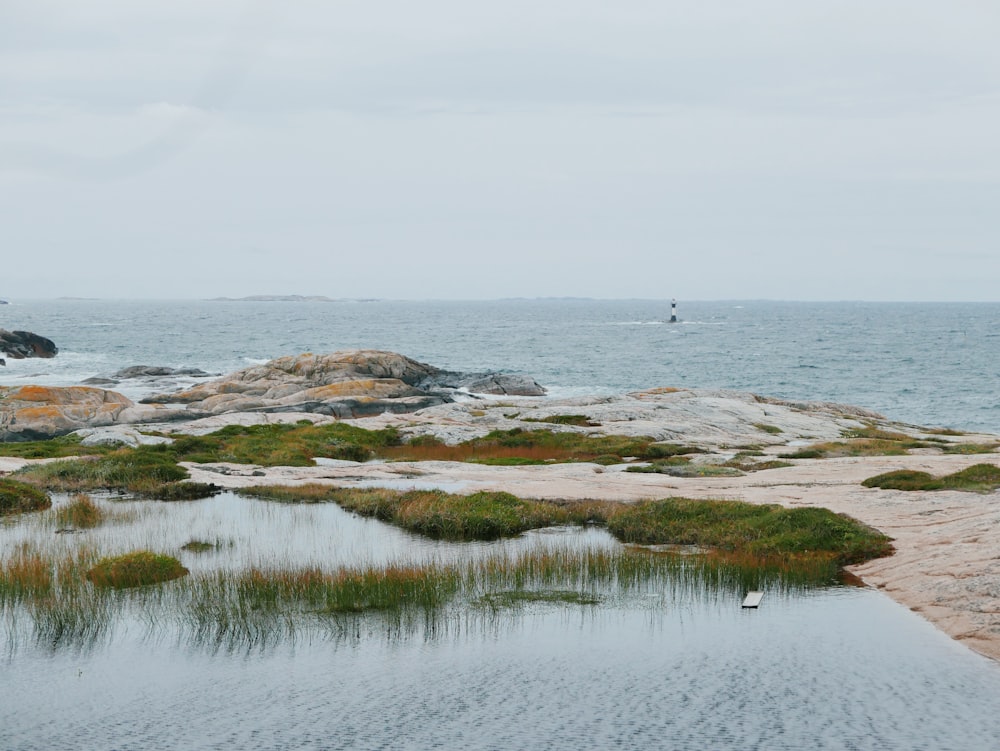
[0,479,52,515]
[86,551,189,589]
[863,463,1000,493]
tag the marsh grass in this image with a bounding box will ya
[605,498,893,565]
[3,537,849,651]
[239,485,612,540]
[863,463,1000,493]
[0,479,51,515]
[14,448,188,493]
[0,543,53,602]
[55,494,105,528]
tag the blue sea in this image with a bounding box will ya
[1,298,998,433]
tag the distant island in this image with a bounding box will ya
[208,295,379,303]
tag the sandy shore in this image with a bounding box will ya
[4,450,1000,662]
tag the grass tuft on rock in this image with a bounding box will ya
[86,550,189,589]
[0,478,52,515]
[863,463,1000,493]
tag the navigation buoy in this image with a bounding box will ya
[669,299,678,323]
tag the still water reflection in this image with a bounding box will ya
[3,493,1000,750]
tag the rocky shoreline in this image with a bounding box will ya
[2,349,1000,662]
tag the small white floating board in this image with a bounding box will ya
[741,591,764,609]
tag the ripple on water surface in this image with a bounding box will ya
[3,494,1000,750]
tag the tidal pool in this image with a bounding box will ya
[3,492,1000,750]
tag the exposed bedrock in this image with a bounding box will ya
[0,329,58,359]
[0,385,189,442]
[141,350,545,414]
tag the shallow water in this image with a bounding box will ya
[3,493,1000,749]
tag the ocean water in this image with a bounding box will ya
[1,298,998,433]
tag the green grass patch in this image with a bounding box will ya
[626,462,743,478]
[0,478,52,515]
[940,443,1000,455]
[170,422,401,466]
[863,463,1000,493]
[86,551,189,589]
[606,498,892,565]
[0,434,112,459]
[55,494,105,528]
[239,484,615,540]
[383,429,696,465]
[14,447,188,493]
[753,423,783,435]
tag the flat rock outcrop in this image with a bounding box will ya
[0,329,58,359]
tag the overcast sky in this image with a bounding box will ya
[2,1,998,301]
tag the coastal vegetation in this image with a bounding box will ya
[238,484,891,566]
[0,479,51,515]
[86,551,189,589]
[778,424,997,459]
[54,494,105,528]
[2,422,706,469]
[1,539,848,650]
[862,463,1000,493]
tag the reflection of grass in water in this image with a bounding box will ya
[476,590,602,608]
[1,542,840,652]
[240,485,892,568]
